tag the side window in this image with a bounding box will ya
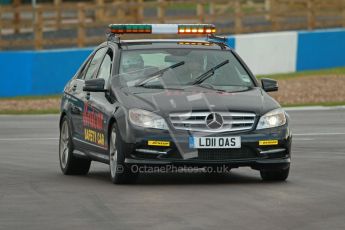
[84,47,107,81]
[76,56,92,79]
[97,49,113,84]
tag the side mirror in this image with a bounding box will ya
[83,78,106,92]
[261,78,278,92]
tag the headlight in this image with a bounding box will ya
[128,108,168,130]
[256,108,287,130]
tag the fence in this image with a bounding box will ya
[0,0,345,50]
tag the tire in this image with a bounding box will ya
[109,123,138,184]
[59,116,91,175]
[260,167,289,181]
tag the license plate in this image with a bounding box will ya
[189,136,241,149]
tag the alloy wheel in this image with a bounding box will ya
[59,121,69,169]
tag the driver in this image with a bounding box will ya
[121,53,144,74]
[120,53,145,86]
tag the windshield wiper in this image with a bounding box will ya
[188,60,229,85]
[196,84,252,93]
[135,61,185,87]
[195,84,226,92]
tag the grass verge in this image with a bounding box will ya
[0,94,61,101]
[0,109,60,115]
[0,95,61,115]
[282,101,345,107]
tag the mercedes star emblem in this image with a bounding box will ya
[205,112,223,129]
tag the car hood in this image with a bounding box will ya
[114,86,280,116]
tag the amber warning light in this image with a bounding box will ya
[108,24,216,35]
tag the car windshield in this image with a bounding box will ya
[117,48,254,92]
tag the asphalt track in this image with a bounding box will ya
[0,107,344,230]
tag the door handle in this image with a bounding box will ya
[71,104,82,114]
[86,92,90,100]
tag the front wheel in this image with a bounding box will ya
[59,117,91,175]
[260,167,289,181]
[109,123,138,184]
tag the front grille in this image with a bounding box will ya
[169,111,256,132]
[198,148,257,161]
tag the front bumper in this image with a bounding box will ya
[121,123,292,170]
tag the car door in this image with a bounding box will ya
[83,47,116,156]
[69,47,108,146]
[65,55,92,140]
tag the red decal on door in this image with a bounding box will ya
[83,103,104,131]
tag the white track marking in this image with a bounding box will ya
[0,114,59,117]
[0,137,58,141]
[294,133,345,136]
[293,138,314,141]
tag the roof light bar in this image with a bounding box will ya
[108,24,216,35]
[178,24,216,34]
[109,24,152,34]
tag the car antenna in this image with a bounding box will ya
[106,29,121,44]
[207,34,227,43]
[207,34,227,49]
